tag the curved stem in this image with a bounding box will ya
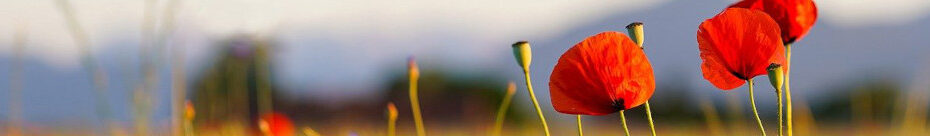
[785,44,794,136]
[577,115,584,136]
[645,101,657,136]
[410,75,426,136]
[748,80,767,136]
[492,87,516,136]
[621,110,631,136]
[523,70,551,136]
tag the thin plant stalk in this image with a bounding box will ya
[166,0,184,133]
[387,103,398,136]
[700,97,725,136]
[777,87,783,136]
[748,80,767,136]
[184,101,195,136]
[620,110,631,136]
[408,59,426,136]
[54,1,114,135]
[7,26,26,136]
[785,44,794,136]
[388,117,397,136]
[645,101,657,136]
[512,41,550,135]
[576,115,583,136]
[303,127,322,136]
[521,69,551,136]
[492,82,517,136]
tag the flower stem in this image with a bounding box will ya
[748,79,767,136]
[645,101,657,136]
[577,115,584,136]
[777,86,783,136]
[785,44,794,136]
[492,83,516,136]
[621,110,631,136]
[388,115,397,136]
[522,69,551,136]
[410,73,426,136]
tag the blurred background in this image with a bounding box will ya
[1,0,929,135]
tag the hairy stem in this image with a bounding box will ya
[522,69,551,136]
[645,101,657,136]
[749,80,767,136]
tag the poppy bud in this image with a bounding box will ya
[506,82,517,96]
[767,63,784,90]
[386,102,398,121]
[512,41,533,71]
[185,100,195,120]
[625,22,644,48]
[408,57,420,80]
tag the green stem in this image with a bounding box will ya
[777,87,784,136]
[410,75,426,136]
[577,115,584,136]
[492,87,516,136]
[785,44,794,136]
[621,110,631,136]
[748,80,767,136]
[522,69,551,136]
[388,116,396,136]
[645,101,657,136]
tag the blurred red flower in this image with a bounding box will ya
[549,31,655,115]
[259,112,295,136]
[698,8,786,90]
[729,0,818,44]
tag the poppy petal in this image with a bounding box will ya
[730,0,818,43]
[698,8,785,90]
[550,31,655,115]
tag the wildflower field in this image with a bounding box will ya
[2,0,930,136]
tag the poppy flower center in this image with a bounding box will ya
[612,99,627,110]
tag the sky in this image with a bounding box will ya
[0,0,929,125]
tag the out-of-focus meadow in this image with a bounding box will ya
[1,0,930,135]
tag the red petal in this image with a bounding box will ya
[697,8,785,90]
[730,0,818,43]
[549,31,655,115]
[260,112,295,136]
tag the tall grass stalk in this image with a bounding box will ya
[700,97,724,136]
[6,25,27,136]
[54,1,114,135]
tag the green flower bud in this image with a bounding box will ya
[626,22,644,48]
[512,41,532,71]
[767,63,784,91]
[408,57,419,80]
[386,102,398,121]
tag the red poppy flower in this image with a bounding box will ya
[698,8,786,90]
[729,0,818,44]
[259,112,295,136]
[549,31,655,115]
